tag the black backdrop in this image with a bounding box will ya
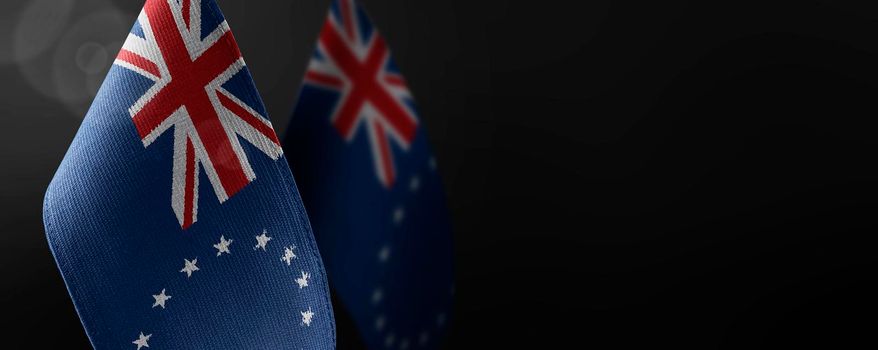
[2,0,878,348]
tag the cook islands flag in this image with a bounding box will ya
[284,0,454,348]
[43,1,335,348]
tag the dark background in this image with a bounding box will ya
[2,0,878,348]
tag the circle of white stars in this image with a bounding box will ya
[371,157,452,349]
[133,229,317,348]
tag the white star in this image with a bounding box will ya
[409,176,421,192]
[418,331,430,346]
[296,271,310,289]
[429,157,437,171]
[132,332,151,350]
[281,246,297,265]
[180,258,199,278]
[436,313,446,327]
[371,288,383,305]
[399,338,410,350]
[301,307,315,326]
[254,230,272,251]
[393,207,405,225]
[152,288,171,309]
[214,235,233,256]
[374,315,386,331]
[377,245,391,263]
[384,333,396,348]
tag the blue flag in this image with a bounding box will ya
[284,0,454,348]
[43,1,335,348]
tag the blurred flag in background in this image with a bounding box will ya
[284,0,455,348]
[43,0,334,348]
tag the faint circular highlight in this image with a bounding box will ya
[18,8,130,116]
[75,42,111,75]
[0,2,26,64]
[5,0,76,64]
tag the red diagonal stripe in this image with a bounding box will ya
[319,22,366,136]
[187,91,250,198]
[362,37,417,143]
[142,0,249,199]
[319,21,362,84]
[117,49,161,78]
[218,92,280,146]
[182,0,191,29]
[384,74,406,88]
[373,119,395,186]
[183,137,196,229]
[305,71,345,89]
[340,0,355,41]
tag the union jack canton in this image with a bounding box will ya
[116,0,283,228]
[302,0,418,188]
[44,1,335,349]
